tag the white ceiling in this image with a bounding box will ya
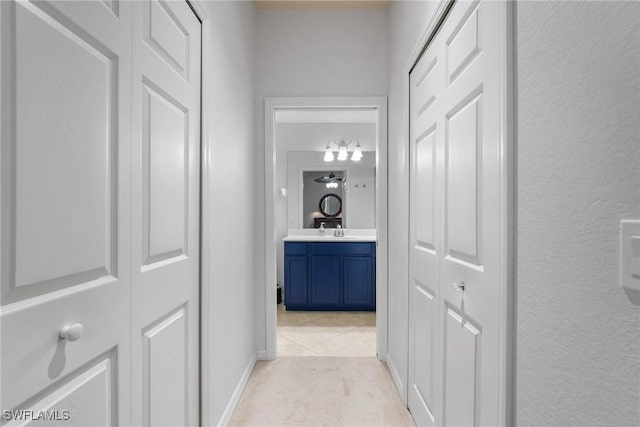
[275,109,377,124]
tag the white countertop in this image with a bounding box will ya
[283,229,376,242]
[283,235,376,242]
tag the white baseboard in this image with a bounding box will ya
[385,352,406,404]
[256,349,267,360]
[217,353,257,427]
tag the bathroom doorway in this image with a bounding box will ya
[264,97,388,360]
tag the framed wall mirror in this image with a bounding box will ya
[319,193,342,217]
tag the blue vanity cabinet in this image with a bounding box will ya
[284,241,375,311]
[343,256,373,306]
[284,243,308,306]
[310,256,341,306]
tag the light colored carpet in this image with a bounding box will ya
[228,357,415,427]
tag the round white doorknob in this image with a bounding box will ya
[59,323,84,342]
[452,281,465,292]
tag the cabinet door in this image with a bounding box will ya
[310,256,341,306]
[343,256,374,307]
[285,256,308,305]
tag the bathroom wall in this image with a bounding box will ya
[201,1,257,424]
[255,7,389,353]
[515,2,640,424]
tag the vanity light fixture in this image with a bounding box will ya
[326,182,339,189]
[323,139,363,162]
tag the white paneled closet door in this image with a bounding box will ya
[130,1,201,426]
[408,1,509,425]
[0,1,133,424]
[1,1,201,425]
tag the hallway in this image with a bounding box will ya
[1,0,638,426]
[228,358,414,427]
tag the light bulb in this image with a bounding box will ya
[337,146,348,161]
[324,148,334,162]
[351,141,363,161]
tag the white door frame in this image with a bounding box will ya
[402,0,515,423]
[185,1,212,426]
[264,96,388,361]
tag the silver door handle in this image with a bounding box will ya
[59,323,84,341]
[452,281,465,292]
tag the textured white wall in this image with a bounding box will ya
[387,0,439,402]
[516,2,640,425]
[254,8,389,353]
[201,1,256,424]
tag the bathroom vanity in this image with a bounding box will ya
[283,233,376,311]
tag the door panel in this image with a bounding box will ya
[142,306,188,427]
[446,0,482,84]
[131,1,201,425]
[4,354,116,427]
[443,306,481,427]
[445,93,482,265]
[9,0,116,296]
[415,128,437,251]
[143,0,190,79]
[411,283,436,424]
[408,35,443,427]
[1,1,132,423]
[409,1,507,425]
[141,81,189,267]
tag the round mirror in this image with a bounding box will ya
[319,193,342,217]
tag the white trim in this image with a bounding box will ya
[188,1,211,426]
[402,0,515,424]
[385,353,404,400]
[216,353,257,427]
[256,350,267,361]
[264,96,388,361]
[187,0,209,20]
[500,2,516,425]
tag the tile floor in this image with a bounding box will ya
[277,303,376,357]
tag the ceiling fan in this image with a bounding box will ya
[313,172,344,184]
